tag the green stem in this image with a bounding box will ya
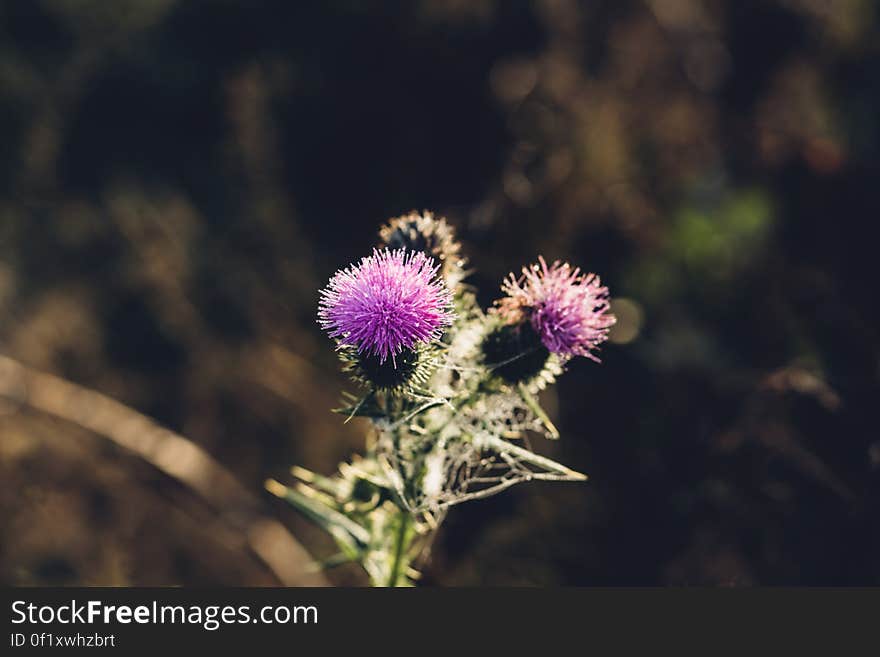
[387,511,412,587]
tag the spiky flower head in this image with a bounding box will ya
[495,256,616,361]
[318,248,454,365]
[379,211,466,285]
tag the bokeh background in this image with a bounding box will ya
[1,0,879,586]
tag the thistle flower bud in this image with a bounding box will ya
[379,211,466,286]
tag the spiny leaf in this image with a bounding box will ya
[517,382,560,439]
[265,479,370,553]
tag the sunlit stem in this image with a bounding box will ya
[387,510,414,587]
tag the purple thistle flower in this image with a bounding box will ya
[318,248,454,365]
[496,256,616,361]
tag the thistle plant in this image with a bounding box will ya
[266,211,616,586]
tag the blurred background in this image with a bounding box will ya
[1,0,879,586]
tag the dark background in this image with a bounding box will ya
[1,0,878,586]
